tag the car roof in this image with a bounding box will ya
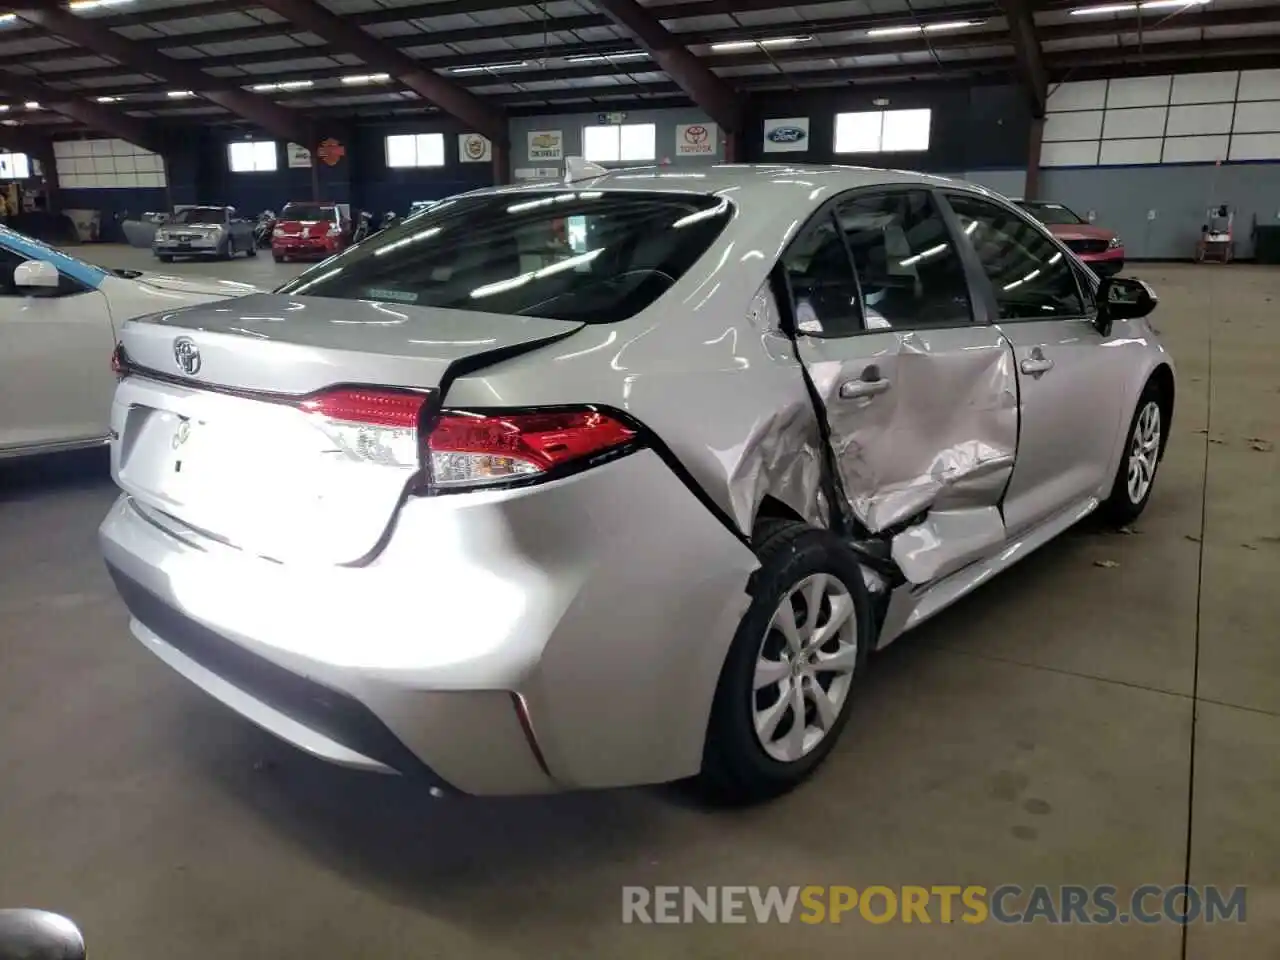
[486,162,987,198]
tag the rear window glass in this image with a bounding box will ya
[281,204,336,222]
[276,190,732,324]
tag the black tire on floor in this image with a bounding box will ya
[272,254,284,263]
[221,237,234,261]
[245,240,257,257]
[1100,378,1168,526]
[698,520,875,805]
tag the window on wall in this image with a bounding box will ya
[1042,70,1280,167]
[386,133,445,168]
[0,152,29,179]
[834,109,932,154]
[228,140,278,173]
[581,123,656,163]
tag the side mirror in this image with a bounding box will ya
[1096,275,1157,334]
[0,910,85,960]
[14,259,60,294]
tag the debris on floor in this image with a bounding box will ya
[1246,438,1274,452]
[1185,534,1202,543]
[1093,559,1120,569]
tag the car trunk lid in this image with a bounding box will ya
[112,293,582,564]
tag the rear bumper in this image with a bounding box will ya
[154,242,219,256]
[271,239,339,258]
[99,450,757,794]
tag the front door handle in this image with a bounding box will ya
[839,376,892,400]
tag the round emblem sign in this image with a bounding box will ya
[464,135,486,160]
[684,124,708,146]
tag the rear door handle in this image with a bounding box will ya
[839,377,892,400]
[1020,348,1054,376]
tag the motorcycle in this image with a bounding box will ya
[351,210,374,244]
[380,210,400,233]
[253,210,276,248]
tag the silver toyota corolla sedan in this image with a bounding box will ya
[100,165,1174,803]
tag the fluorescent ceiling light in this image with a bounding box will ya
[0,13,16,23]
[24,101,39,109]
[96,95,120,102]
[68,0,132,9]
[565,51,647,63]
[867,19,985,36]
[449,61,529,74]
[1070,0,1207,13]
[250,80,313,92]
[0,105,9,112]
[341,72,391,84]
[167,90,194,98]
[710,35,812,51]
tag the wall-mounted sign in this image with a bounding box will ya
[514,167,561,181]
[597,112,627,124]
[528,130,563,162]
[459,133,492,163]
[315,138,345,166]
[286,142,312,168]
[762,117,810,153]
[676,122,718,157]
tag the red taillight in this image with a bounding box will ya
[295,388,428,469]
[298,388,426,428]
[291,390,637,489]
[427,409,637,488]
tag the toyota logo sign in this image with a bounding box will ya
[173,336,201,376]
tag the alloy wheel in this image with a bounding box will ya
[1127,400,1162,504]
[752,573,859,763]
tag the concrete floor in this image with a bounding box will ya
[1,249,1278,959]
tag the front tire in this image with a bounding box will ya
[699,521,874,804]
[1100,381,1166,525]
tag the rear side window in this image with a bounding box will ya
[779,212,862,337]
[835,190,973,330]
[278,191,731,324]
[946,193,1085,321]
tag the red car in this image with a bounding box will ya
[271,201,352,262]
[1016,200,1125,276]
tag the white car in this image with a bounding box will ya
[0,227,257,459]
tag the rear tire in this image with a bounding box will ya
[245,241,257,257]
[221,237,234,260]
[698,521,874,805]
[273,254,284,263]
[1100,380,1166,526]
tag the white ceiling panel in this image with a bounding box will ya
[713,63,785,77]
[364,21,425,37]
[0,37,69,56]
[236,55,346,73]
[29,56,117,72]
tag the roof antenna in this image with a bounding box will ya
[564,157,608,183]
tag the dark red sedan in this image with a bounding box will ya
[1016,200,1125,277]
[271,201,351,262]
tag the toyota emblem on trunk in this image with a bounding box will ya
[173,336,201,376]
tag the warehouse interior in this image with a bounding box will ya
[1,0,1279,956]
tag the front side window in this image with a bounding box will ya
[835,190,973,330]
[947,193,1085,321]
[277,190,731,324]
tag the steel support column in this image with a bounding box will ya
[10,0,313,146]
[250,0,507,144]
[589,0,741,134]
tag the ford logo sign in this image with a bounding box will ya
[767,126,806,144]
